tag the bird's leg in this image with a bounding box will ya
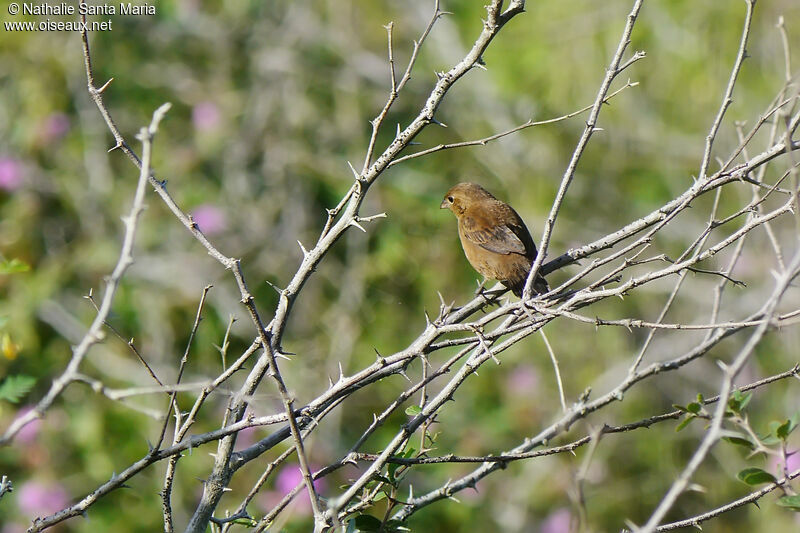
[474,277,490,296]
[475,279,507,304]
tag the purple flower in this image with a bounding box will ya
[276,464,325,493]
[506,364,540,395]
[0,158,23,191]
[17,481,69,517]
[770,449,800,475]
[40,113,70,143]
[541,507,572,533]
[15,406,41,444]
[192,101,221,131]
[191,204,227,235]
[265,464,326,516]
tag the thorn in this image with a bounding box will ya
[419,352,430,368]
[107,142,123,153]
[97,77,114,94]
[347,161,361,180]
[359,212,387,222]
[344,452,359,466]
[349,219,367,233]
[430,117,448,128]
[265,279,283,294]
[297,240,309,257]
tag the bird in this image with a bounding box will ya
[441,182,548,297]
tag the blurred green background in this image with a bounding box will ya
[2,1,800,532]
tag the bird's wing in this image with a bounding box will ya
[460,214,529,255]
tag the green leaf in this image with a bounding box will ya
[777,495,800,511]
[0,258,30,274]
[672,404,688,413]
[405,405,422,416]
[776,418,797,441]
[722,436,754,450]
[675,415,696,432]
[384,519,411,532]
[728,390,752,414]
[737,391,752,410]
[686,402,702,415]
[353,514,383,531]
[388,460,400,481]
[0,375,35,403]
[372,475,392,485]
[696,393,705,403]
[736,467,777,485]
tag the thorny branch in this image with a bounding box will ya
[6,1,800,532]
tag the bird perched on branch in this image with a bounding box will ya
[441,182,548,297]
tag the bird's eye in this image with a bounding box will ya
[447,196,454,203]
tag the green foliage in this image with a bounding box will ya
[0,258,30,274]
[777,495,800,512]
[736,467,777,486]
[0,375,35,403]
[727,390,752,415]
[1,1,799,532]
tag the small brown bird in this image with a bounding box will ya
[441,182,548,297]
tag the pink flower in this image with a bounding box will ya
[192,101,220,131]
[506,364,540,395]
[276,464,325,494]
[0,158,23,191]
[260,464,327,517]
[15,406,41,444]
[541,507,572,533]
[17,481,69,517]
[39,113,70,143]
[191,204,227,235]
[770,449,800,475]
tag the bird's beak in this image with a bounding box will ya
[440,199,449,209]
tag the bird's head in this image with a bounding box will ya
[440,182,496,215]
